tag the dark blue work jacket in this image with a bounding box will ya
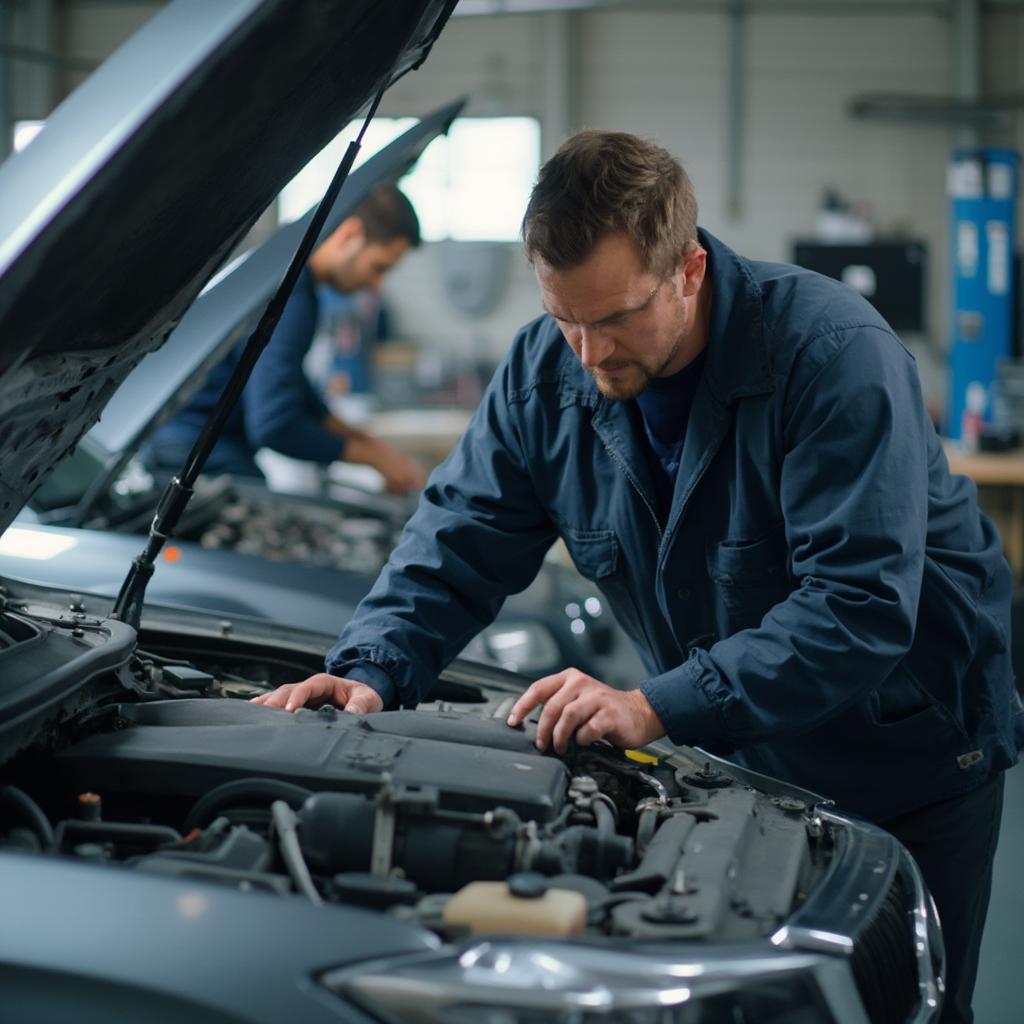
[149,268,343,471]
[328,230,1023,822]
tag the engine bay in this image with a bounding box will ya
[85,473,400,577]
[0,605,831,945]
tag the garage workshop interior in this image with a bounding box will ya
[0,2,1022,1023]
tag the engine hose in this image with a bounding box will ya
[591,798,617,879]
[591,795,617,838]
[271,800,323,907]
[183,778,312,833]
[636,805,660,854]
[0,785,55,852]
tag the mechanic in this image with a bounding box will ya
[254,132,1022,1022]
[146,183,426,494]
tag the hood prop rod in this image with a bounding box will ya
[112,85,388,630]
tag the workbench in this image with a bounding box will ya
[944,443,1024,581]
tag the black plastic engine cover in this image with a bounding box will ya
[53,700,567,822]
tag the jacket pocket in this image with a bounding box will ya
[706,524,791,634]
[868,664,970,751]
[563,528,652,657]
[563,528,619,581]
[707,523,789,585]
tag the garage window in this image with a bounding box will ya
[12,119,44,153]
[277,116,541,243]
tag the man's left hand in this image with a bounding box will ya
[506,668,665,754]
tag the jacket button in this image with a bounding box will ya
[676,588,691,600]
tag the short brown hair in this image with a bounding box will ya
[522,131,697,278]
[354,183,421,248]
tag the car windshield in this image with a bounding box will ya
[31,439,158,524]
[30,441,106,513]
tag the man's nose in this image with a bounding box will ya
[578,326,613,370]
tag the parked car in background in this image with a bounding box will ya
[5,100,643,686]
[2,517,638,683]
[0,3,941,1023]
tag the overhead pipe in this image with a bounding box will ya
[0,3,11,163]
[24,0,56,119]
[952,0,982,148]
[725,0,746,219]
[536,10,580,158]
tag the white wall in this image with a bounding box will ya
[58,1,158,74]
[986,12,1024,163]
[377,8,1023,408]
[40,3,1024,405]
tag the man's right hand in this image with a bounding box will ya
[343,434,426,495]
[365,438,427,495]
[249,673,384,714]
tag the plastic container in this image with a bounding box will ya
[442,881,587,937]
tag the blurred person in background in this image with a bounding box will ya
[146,184,426,494]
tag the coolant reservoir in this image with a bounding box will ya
[442,874,587,937]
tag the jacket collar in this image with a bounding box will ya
[557,230,775,564]
[554,228,773,409]
[698,228,774,405]
[586,231,775,559]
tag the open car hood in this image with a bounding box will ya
[72,99,464,522]
[0,0,457,537]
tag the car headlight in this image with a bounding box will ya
[323,940,870,1024]
[462,621,562,675]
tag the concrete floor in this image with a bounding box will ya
[971,761,1024,1023]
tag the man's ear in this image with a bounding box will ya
[680,245,707,298]
[329,215,367,252]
